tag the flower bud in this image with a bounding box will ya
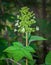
[36,26,39,31]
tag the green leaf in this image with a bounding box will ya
[4,46,17,53]
[25,46,35,53]
[21,48,33,60]
[12,51,25,61]
[29,36,46,43]
[0,54,6,60]
[28,60,36,65]
[4,46,24,61]
[13,42,23,47]
[4,42,34,61]
[45,51,51,65]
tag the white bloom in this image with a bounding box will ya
[34,20,36,23]
[14,29,17,32]
[16,20,19,23]
[17,15,19,18]
[36,26,39,31]
[5,27,7,31]
[31,19,34,21]
[15,22,18,26]
[31,19,36,23]
[33,16,35,19]
[18,25,20,27]
[21,27,25,33]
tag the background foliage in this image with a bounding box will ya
[0,0,51,65]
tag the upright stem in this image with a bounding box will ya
[26,32,28,65]
[5,59,9,65]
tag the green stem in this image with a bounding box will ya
[26,32,28,65]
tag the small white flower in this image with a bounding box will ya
[21,27,25,33]
[31,19,36,23]
[31,19,34,21]
[17,15,19,18]
[14,29,17,32]
[34,20,36,23]
[33,16,35,19]
[18,25,20,27]
[16,20,19,23]
[15,22,18,26]
[36,26,39,31]
[5,27,7,31]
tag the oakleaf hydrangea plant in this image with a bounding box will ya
[16,7,36,65]
[4,7,46,65]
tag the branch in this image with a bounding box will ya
[5,58,21,65]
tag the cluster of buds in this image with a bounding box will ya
[14,7,39,33]
[14,19,25,33]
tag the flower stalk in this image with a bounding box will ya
[26,32,28,65]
